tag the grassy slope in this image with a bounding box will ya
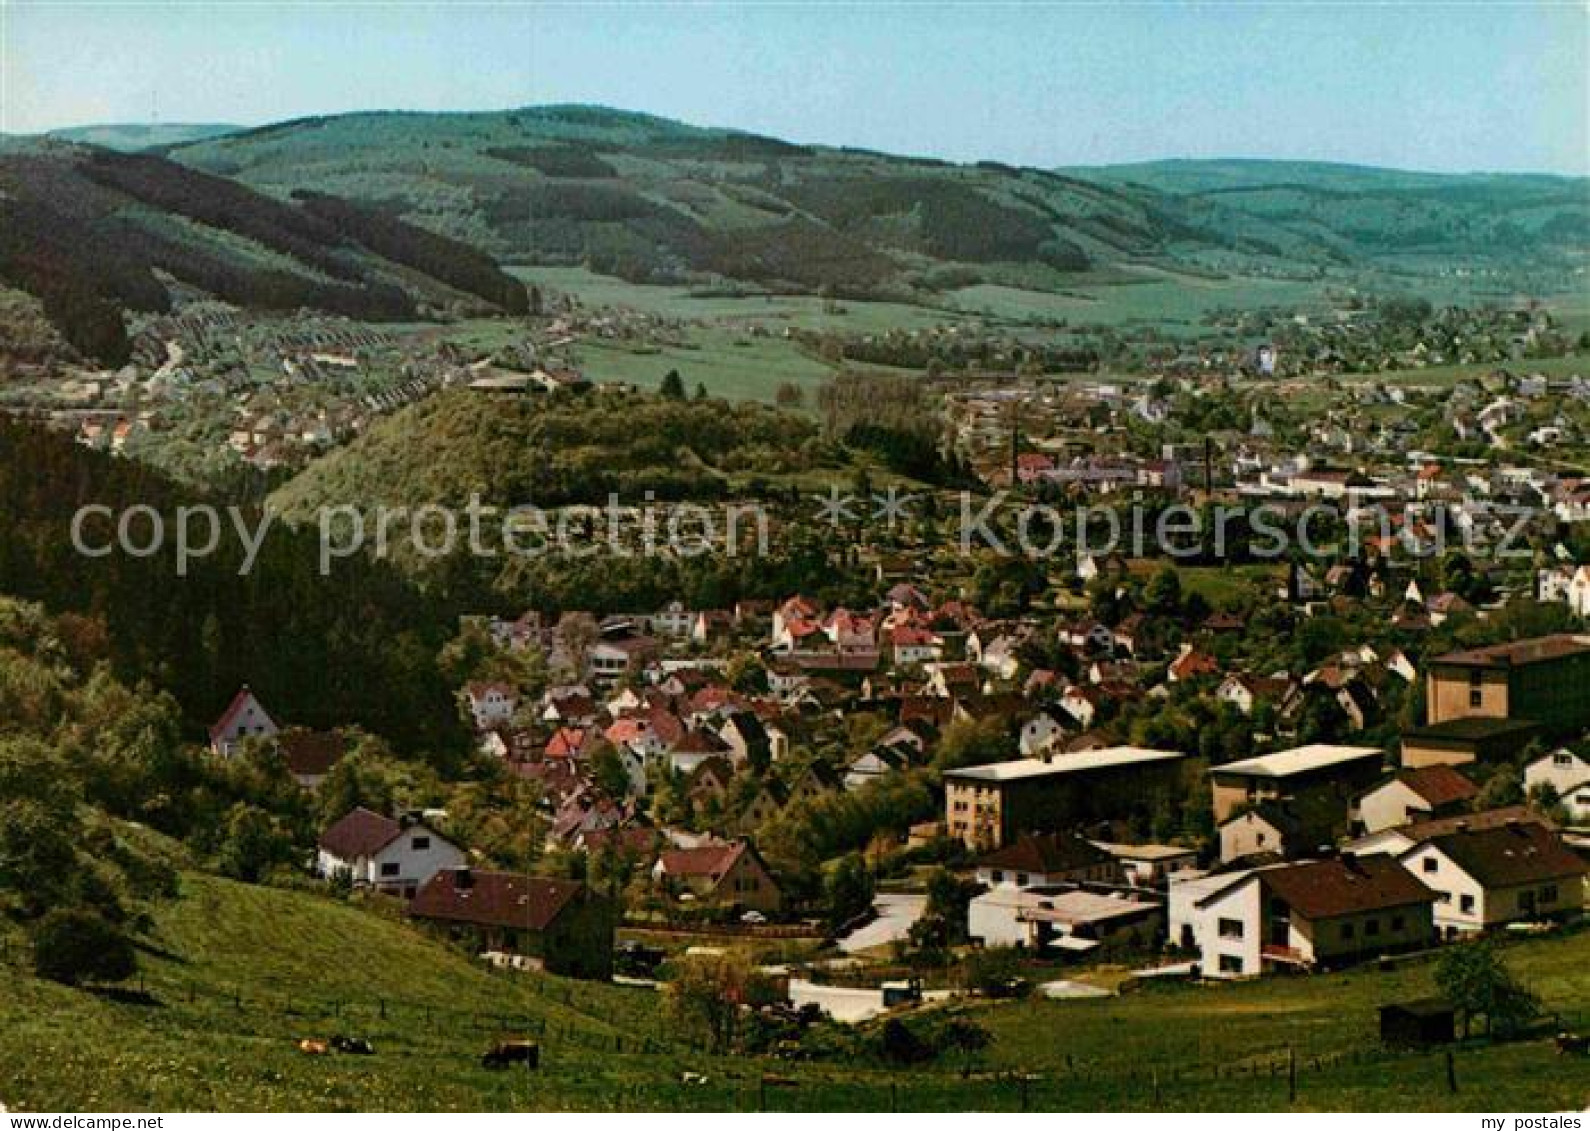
[1,872,1586,1111]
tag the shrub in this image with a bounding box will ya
[31,906,137,986]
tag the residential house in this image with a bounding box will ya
[1357,766,1478,834]
[210,686,279,757]
[465,682,518,731]
[1345,805,1551,858]
[1171,855,1436,977]
[1399,821,1587,937]
[969,886,1161,953]
[317,808,466,898]
[276,729,345,790]
[652,839,782,915]
[1525,749,1590,826]
[408,867,614,979]
[973,833,1122,889]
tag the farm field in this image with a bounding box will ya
[0,873,1585,1111]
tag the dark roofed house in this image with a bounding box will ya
[409,867,614,979]
[317,807,465,898]
[1183,853,1437,977]
[1399,820,1587,937]
[276,729,345,789]
[1256,855,1437,970]
[973,833,1121,889]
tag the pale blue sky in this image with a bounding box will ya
[3,1,1587,173]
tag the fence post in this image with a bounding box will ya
[1445,1049,1458,1094]
[1287,1046,1296,1103]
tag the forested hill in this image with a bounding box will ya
[1060,158,1590,261]
[169,105,1588,293]
[0,139,527,364]
[0,417,465,754]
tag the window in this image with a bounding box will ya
[1555,753,1574,766]
[411,836,430,851]
[1469,689,1483,708]
[1256,832,1267,846]
[991,870,1004,883]
[1422,857,1438,873]
[1391,915,1405,931]
[1520,890,1536,912]
[1541,885,1559,903]
[1340,922,1355,940]
[1468,669,1483,687]
[1218,954,1244,974]
[1218,918,1245,940]
[1365,918,1380,937]
[1460,894,1476,914]
[1016,873,1029,886]
[380,862,400,877]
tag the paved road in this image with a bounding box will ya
[837,893,927,954]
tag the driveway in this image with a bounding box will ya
[837,893,927,954]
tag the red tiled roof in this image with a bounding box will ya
[409,868,587,931]
[657,841,747,880]
[209,686,272,742]
[319,807,402,859]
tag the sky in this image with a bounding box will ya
[2,1,1587,174]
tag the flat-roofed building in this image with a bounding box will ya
[945,747,1186,850]
[969,885,1162,952]
[1425,635,1590,733]
[1401,717,1541,769]
[1209,744,1385,824]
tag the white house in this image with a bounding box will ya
[969,885,1161,952]
[1525,749,1590,824]
[209,687,280,757]
[1171,856,1435,977]
[1356,765,1478,835]
[973,833,1120,890]
[1168,867,1264,977]
[1398,821,1587,938]
[317,808,466,899]
[465,682,517,730]
[1018,711,1068,758]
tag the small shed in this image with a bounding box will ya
[1379,998,1457,1047]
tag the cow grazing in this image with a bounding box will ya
[482,1040,539,1069]
[1555,1032,1589,1056]
[331,1036,375,1055]
[297,1039,329,1056]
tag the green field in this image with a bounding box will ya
[1,873,1586,1111]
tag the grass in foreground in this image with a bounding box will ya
[0,874,1585,1111]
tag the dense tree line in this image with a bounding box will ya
[295,191,528,312]
[0,419,464,753]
